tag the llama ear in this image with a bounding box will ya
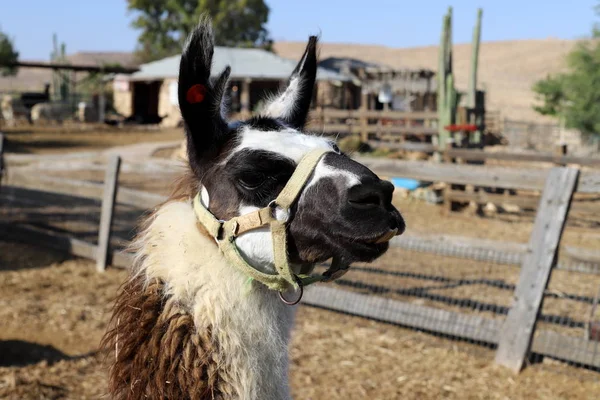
[178,16,231,173]
[262,36,318,130]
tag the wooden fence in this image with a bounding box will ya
[306,108,503,144]
[1,147,600,374]
[306,108,438,141]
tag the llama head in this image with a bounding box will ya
[178,17,405,271]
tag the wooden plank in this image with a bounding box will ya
[368,140,437,152]
[0,133,4,187]
[364,125,438,136]
[447,190,600,214]
[579,172,600,194]
[4,150,105,165]
[531,331,600,369]
[317,124,438,136]
[5,170,167,209]
[447,189,540,210]
[445,148,600,167]
[302,285,500,344]
[494,167,580,372]
[0,223,133,269]
[564,246,600,264]
[96,155,121,272]
[352,156,600,194]
[392,233,600,274]
[319,109,437,120]
[354,157,549,191]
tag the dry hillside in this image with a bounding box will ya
[276,39,577,123]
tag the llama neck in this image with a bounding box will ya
[122,199,296,399]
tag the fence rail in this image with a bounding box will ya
[307,108,438,140]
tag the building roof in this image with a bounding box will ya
[66,51,138,68]
[0,52,138,93]
[129,46,353,82]
[319,56,395,74]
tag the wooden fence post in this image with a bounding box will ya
[359,91,368,142]
[96,154,121,272]
[0,133,4,188]
[494,166,579,372]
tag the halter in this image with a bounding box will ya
[193,148,350,302]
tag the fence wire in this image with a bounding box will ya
[305,239,600,376]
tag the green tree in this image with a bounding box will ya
[532,4,600,136]
[127,0,272,63]
[0,28,19,76]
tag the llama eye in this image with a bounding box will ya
[238,172,266,190]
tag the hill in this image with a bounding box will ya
[274,38,577,123]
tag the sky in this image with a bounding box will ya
[0,0,597,60]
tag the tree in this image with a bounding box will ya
[532,3,600,136]
[127,0,272,63]
[0,28,19,76]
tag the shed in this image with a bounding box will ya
[318,56,437,112]
[113,47,355,127]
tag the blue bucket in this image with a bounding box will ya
[390,177,422,191]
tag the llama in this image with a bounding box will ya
[102,17,405,400]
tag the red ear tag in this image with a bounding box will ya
[186,84,206,104]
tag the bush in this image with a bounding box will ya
[337,136,370,153]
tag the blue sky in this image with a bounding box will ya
[1,0,597,60]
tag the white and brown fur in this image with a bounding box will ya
[102,16,405,400]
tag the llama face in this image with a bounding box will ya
[179,18,405,270]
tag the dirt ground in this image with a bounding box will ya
[2,126,600,399]
[1,241,600,400]
[1,124,184,155]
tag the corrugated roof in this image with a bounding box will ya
[129,46,352,82]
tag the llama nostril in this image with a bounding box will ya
[349,193,382,208]
[348,182,388,209]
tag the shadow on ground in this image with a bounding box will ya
[0,340,72,367]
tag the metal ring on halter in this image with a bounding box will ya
[278,276,303,306]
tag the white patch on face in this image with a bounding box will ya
[234,204,275,272]
[305,159,361,191]
[229,127,334,164]
[262,76,299,121]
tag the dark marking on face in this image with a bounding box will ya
[246,116,287,132]
[226,149,295,207]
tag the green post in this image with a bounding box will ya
[437,7,457,156]
[468,9,483,146]
[50,33,69,103]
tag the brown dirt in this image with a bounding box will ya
[1,241,600,400]
[1,124,184,155]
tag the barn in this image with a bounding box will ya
[112,47,355,127]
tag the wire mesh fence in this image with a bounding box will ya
[305,236,600,375]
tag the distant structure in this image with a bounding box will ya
[318,56,436,112]
[112,47,354,128]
